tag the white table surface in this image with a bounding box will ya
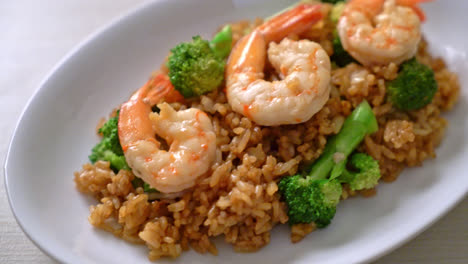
[0,0,467,263]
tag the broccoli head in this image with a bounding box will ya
[387,58,437,111]
[89,113,129,172]
[89,113,160,194]
[168,36,225,98]
[279,101,379,228]
[168,26,232,98]
[329,1,357,68]
[338,153,381,191]
[279,176,342,227]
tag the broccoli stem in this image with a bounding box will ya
[210,25,232,59]
[279,100,379,227]
[308,100,377,181]
[387,58,438,110]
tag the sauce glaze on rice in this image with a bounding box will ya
[74,16,460,261]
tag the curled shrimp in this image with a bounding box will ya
[226,4,331,126]
[118,74,216,193]
[337,0,431,66]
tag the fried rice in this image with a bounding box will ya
[74,12,460,261]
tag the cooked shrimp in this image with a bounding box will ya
[118,75,216,193]
[337,0,431,66]
[145,73,185,105]
[226,4,331,126]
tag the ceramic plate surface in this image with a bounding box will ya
[5,0,468,263]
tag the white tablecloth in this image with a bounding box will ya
[1,0,467,263]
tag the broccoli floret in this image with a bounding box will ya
[131,178,159,193]
[328,2,353,68]
[90,114,161,194]
[279,176,342,227]
[387,58,437,110]
[168,25,232,98]
[279,100,379,227]
[331,31,356,67]
[168,36,224,97]
[338,153,381,191]
[89,113,129,172]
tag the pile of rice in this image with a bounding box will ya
[74,14,460,261]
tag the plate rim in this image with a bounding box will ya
[3,0,164,262]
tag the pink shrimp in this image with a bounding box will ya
[118,74,216,193]
[337,0,432,66]
[225,4,331,126]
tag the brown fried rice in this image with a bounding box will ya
[74,8,460,261]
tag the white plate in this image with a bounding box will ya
[4,0,468,263]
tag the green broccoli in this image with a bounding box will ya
[279,176,342,227]
[321,0,344,4]
[268,1,348,68]
[144,183,159,193]
[328,1,354,68]
[89,112,129,172]
[209,25,233,59]
[168,25,232,98]
[387,58,438,111]
[279,100,379,227]
[337,153,381,191]
[331,31,356,67]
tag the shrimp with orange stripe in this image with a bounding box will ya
[225,4,332,126]
[118,73,216,194]
[337,0,432,66]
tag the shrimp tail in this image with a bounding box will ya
[396,0,433,22]
[225,3,331,126]
[227,3,325,78]
[226,31,266,80]
[409,5,426,21]
[119,82,154,150]
[257,4,324,43]
[119,73,183,149]
[118,74,216,193]
[146,73,184,105]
